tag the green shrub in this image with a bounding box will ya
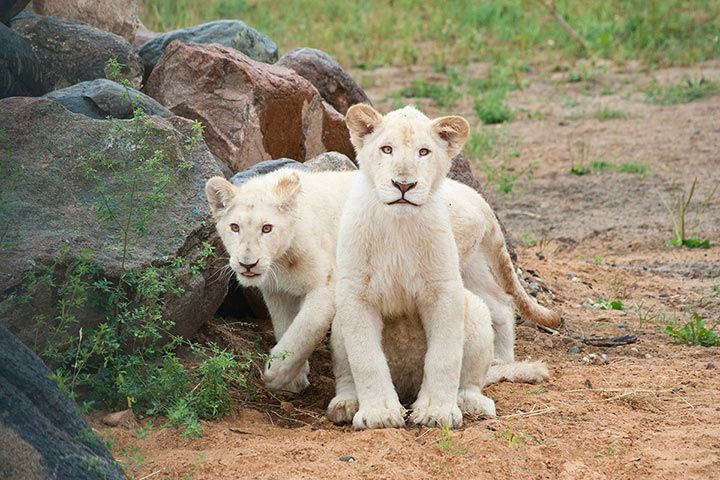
[19,61,259,437]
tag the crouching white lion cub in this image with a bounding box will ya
[332,105,498,430]
[205,168,355,393]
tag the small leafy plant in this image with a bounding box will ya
[662,177,718,249]
[665,313,718,347]
[496,424,540,447]
[437,422,467,455]
[592,297,628,311]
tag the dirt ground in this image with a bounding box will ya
[92,61,720,480]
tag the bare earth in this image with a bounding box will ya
[92,61,720,480]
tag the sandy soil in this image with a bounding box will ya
[92,62,720,480]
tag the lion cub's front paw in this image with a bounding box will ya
[263,360,309,393]
[352,403,406,430]
[457,388,496,418]
[326,393,359,425]
[410,398,463,429]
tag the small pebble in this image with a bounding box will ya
[706,362,716,370]
[536,252,545,261]
[571,276,580,283]
[567,346,582,355]
[581,353,609,365]
[339,455,356,462]
[529,283,540,297]
[644,354,652,359]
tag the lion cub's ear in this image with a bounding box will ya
[432,116,470,158]
[205,176,237,219]
[345,103,383,150]
[272,171,302,212]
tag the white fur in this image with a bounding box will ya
[205,110,558,399]
[333,105,495,430]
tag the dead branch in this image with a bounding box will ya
[535,0,590,52]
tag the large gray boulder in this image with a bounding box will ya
[305,151,357,172]
[228,158,309,187]
[0,97,227,345]
[0,323,126,480]
[137,19,279,80]
[277,47,370,115]
[11,13,142,91]
[43,78,171,119]
[0,0,30,24]
[0,21,45,97]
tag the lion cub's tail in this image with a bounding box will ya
[483,219,562,328]
[485,360,549,386]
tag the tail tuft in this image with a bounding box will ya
[485,361,550,386]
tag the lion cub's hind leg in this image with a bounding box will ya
[457,290,496,418]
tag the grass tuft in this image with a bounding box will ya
[666,313,718,347]
[645,77,720,105]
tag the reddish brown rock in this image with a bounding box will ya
[276,47,370,115]
[145,41,354,172]
[25,0,140,42]
[322,101,355,162]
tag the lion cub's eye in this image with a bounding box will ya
[229,223,240,233]
[261,224,273,234]
[380,145,393,155]
[419,148,430,157]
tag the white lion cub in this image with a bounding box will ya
[332,105,496,430]
[205,169,356,393]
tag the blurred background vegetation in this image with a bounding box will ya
[139,0,720,69]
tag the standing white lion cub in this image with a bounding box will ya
[332,105,497,429]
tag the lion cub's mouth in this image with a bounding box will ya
[388,198,419,206]
[241,271,261,278]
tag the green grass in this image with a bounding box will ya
[398,76,460,108]
[593,107,627,120]
[139,0,720,68]
[474,90,514,124]
[645,77,720,105]
[617,161,649,177]
[465,128,533,194]
[666,313,719,347]
[570,164,591,175]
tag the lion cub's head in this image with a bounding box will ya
[346,104,469,213]
[205,170,301,287]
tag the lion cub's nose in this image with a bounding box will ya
[391,180,417,194]
[239,260,259,270]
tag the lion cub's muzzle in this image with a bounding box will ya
[238,259,261,278]
[388,179,419,206]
